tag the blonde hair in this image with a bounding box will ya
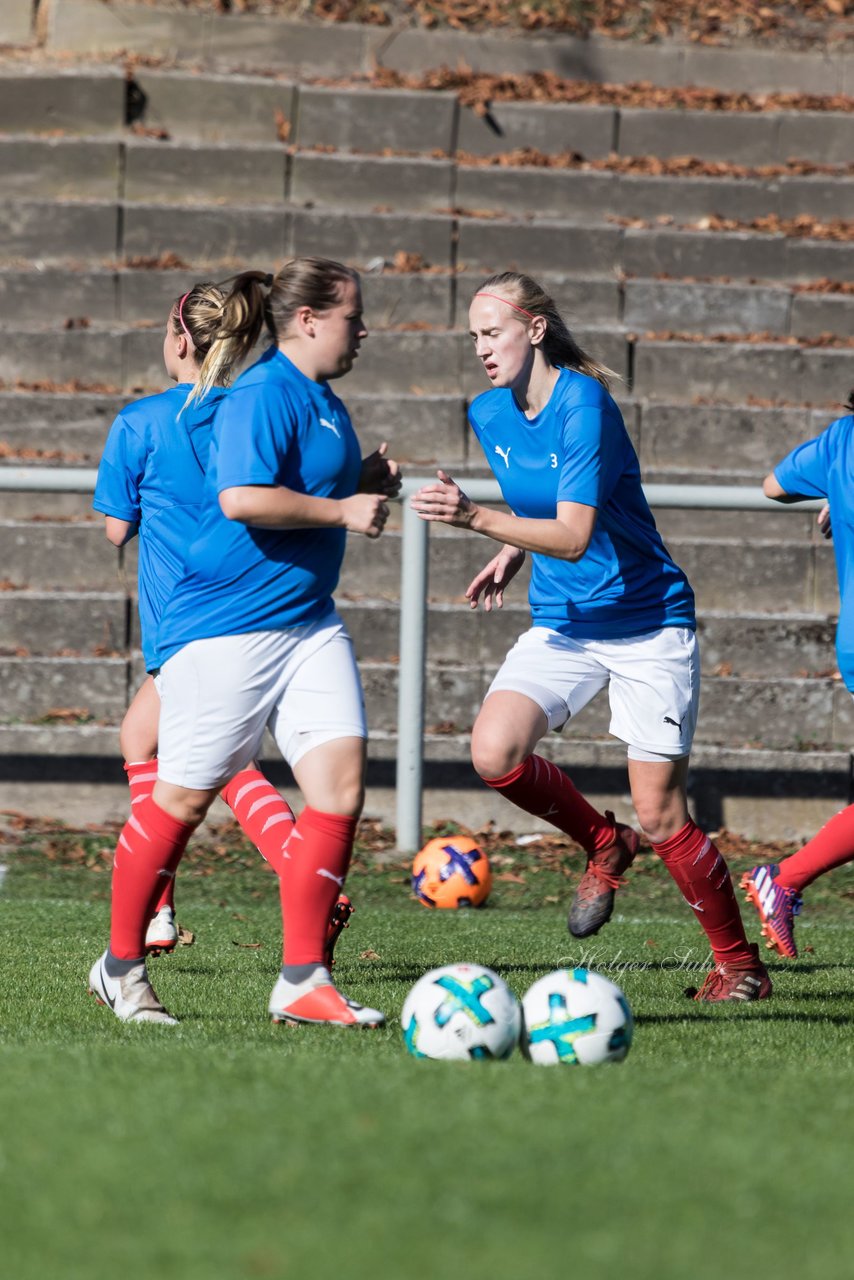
[474,271,617,390]
[190,257,360,405]
[170,281,227,371]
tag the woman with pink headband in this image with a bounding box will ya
[411,269,770,1003]
[93,283,352,962]
[89,259,398,1028]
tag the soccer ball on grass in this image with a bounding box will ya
[411,835,492,908]
[521,968,633,1066]
[402,963,521,1061]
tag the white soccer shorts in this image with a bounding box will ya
[157,611,366,790]
[487,624,700,760]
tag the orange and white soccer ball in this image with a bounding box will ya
[411,835,492,909]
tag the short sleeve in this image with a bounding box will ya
[774,424,837,500]
[555,402,608,508]
[92,414,146,522]
[215,384,296,491]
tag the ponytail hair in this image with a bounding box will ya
[846,388,854,413]
[189,257,361,407]
[169,280,229,376]
[474,271,618,390]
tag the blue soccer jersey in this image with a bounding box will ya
[468,368,695,638]
[774,413,854,693]
[93,383,227,671]
[158,346,363,661]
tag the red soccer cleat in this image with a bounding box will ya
[324,893,354,969]
[688,943,773,1003]
[568,813,640,938]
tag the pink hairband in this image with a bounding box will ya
[177,291,193,341]
[474,291,536,319]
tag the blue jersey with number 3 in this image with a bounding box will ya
[774,413,854,693]
[158,347,363,662]
[469,367,695,638]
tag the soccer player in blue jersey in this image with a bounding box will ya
[89,258,399,1026]
[742,391,854,959]
[411,270,770,1002]
[93,283,350,959]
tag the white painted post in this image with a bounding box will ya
[395,486,430,853]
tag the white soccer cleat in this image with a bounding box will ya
[88,951,178,1024]
[145,905,179,955]
[268,966,385,1028]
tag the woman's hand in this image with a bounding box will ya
[410,470,477,528]
[340,492,390,539]
[466,545,525,611]
[360,442,402,499]
[817,503,832,541]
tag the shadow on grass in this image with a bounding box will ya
[637,1011,854,1026]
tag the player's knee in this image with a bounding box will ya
[152,781,212,827]
[471,730,523,783]
[336,776,365,818]
[632,794,683,845]
[307,774,364,818]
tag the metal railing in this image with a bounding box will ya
[1,467,825,849]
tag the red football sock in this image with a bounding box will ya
[124,758,158,806]
[110,795,194,960]
[484,755,616,853]
[776,804,854,893]
[124,757,175,912]
[219,768,296,877]
[653,820,753,966]
[277,806,356,966]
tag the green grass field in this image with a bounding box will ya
[2,818,854,1280]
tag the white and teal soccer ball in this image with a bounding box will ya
[402,963,522,1061]
[521,968,633,1066]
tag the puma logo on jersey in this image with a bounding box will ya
[320,417,341,437]
[663,715,684,730]
[494,445,511,468]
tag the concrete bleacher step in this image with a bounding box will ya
[2,592,839,684]
[2,321,851,405]
[0,521,839,614]
[0,324,630,396]
[14,0,849,99]
[340,530,841,616]
[4,133,854,224]
[0,267,621,331]
[0,716,846,838]
[0,393,842,475]
[4,59,854,160]
[0,651,849,755]
[0,591,126,654]
[3,188,852,285]
[2,267,852,343]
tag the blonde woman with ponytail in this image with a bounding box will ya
[89,258,400,1028]
[93,284,342,963]
[412,270,771,1004]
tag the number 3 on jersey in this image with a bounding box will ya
[550,453,558,468]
